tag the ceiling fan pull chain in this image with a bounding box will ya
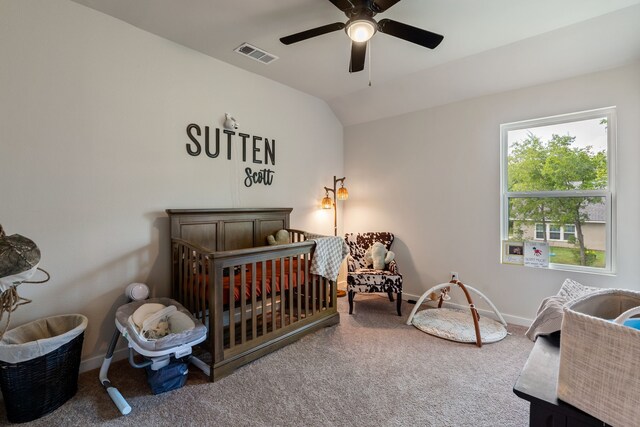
[368,40,372,86]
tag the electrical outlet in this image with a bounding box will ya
[450,271,459,282]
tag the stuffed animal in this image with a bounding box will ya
[267,229,290,246]
[364,242,395,270]
[427,287,451,302]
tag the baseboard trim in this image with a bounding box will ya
[80,346,129,374]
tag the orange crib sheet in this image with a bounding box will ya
[218,258,307,306]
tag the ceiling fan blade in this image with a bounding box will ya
[378,18,444,49]
[349,41,367,73]
[326,0,357,12]
[280,22,345,45]
[372,0,402,13]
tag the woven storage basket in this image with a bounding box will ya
[0,314,87,423]
[558,289,640,427]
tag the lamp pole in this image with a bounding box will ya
[324,176,345,236]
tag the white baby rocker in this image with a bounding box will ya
[100,283,207,415]
[406,280,508,347]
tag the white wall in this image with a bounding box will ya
[344,63,640,324]
[0,0,343,368]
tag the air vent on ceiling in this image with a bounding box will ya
[234,43,279,64]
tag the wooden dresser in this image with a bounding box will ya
[513,333,610,427]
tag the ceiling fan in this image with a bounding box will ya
[279,0,444,73]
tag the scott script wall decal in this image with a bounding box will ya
[186,124,276,187]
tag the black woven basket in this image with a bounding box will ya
[0,332,84,423]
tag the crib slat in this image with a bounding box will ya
[296,254,302,321]
[197,256,205,324]
[288,256,293,325]
[201,254,208,320]
[213,263,224,364]
[280,257,285,329]
[171,243,178,299]
[330,274,338,307]
[188,249,195,312]
[194,253,201,321]
[271,259,276,331]
[312,273,317,315]
[240,264,247,344]
[261,261,267,337]
[251,262,257,340]
[325,277,330,309]
[318,271,324,311]
[176,245,183,302]
[192,251,198,313]
[182,246,189,310]
[304,254,309,318]
[229,267,235,349]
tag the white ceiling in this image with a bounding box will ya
[72,0,640,126]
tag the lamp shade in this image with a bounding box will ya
[322,196,333,209]
[346,19,376,43]
[337,186,349,201]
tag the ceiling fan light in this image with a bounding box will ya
[346,20,376,42]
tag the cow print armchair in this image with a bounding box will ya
[344,232,403,316]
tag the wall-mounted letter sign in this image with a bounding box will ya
[186,123,276,187]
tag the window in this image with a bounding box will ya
[564,224,576,240]
[501,107,616,273]
[534,224,577,241]
[548,225,561,240]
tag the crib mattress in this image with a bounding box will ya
[194,258,309,305]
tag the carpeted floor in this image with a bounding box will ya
[0,295,534,426]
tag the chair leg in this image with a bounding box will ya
[387,290,394,302]
[396,291,402,316]
[348,290,354,314]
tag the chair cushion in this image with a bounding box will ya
[347,269,402,294]
[344,232,394,271]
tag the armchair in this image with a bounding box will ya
[344,232,403,316]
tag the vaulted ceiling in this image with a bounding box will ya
[73,0,640,126]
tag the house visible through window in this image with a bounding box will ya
[500,107,616,273]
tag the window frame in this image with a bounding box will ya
[500,107,617,274]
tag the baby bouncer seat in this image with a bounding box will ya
[100,295,207,415]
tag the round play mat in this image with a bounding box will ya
[411,307,508,344]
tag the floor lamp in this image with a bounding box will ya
[322,176,348,297]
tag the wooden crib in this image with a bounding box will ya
[166,208,340,381]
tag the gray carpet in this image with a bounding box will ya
[0,295,534,426]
